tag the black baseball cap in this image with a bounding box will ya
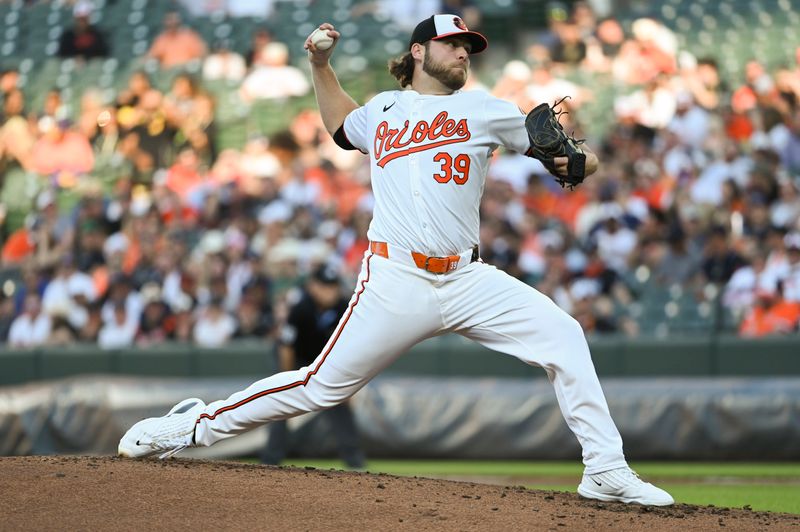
[312,264,340,285]
[409,14,488,54]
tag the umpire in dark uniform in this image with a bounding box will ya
[261,264,366,469]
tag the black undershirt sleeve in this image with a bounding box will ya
[333,123,357,151]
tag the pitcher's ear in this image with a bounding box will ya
[410,42,425,61]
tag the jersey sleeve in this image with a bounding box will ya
[484,95,531,155]
[342,105,369,154]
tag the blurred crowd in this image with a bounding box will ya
[1,0,800,349]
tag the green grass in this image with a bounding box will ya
[526,484,800,514]
[276,459,800,478]
[513,484,800,514]
[656,485,800,514]
[263,459,800,514]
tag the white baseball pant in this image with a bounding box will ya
[194,248,627,474]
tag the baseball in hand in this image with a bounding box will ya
[309,28,334,50]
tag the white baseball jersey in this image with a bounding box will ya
[190,88,627,477]
[343,89,529,255]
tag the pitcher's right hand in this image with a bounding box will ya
[305,23,340,65]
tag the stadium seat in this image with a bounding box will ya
[0,167,37,233]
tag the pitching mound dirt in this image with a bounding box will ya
[2,456,798,531]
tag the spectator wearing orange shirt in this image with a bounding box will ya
[0,67,19,99]
[731,61,772,116]
[613,18,676,85]
[522,174,559,218]
[30,119,94,181]
[147,12,207,69]
[1,226,35,265]
[0,88,36,170]
[165,147,205,204]
[739,283,800,337]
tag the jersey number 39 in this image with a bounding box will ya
[433,153,470,185]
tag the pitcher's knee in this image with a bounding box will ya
[549,311,586,339]
[541,312,593,362]
[304,380,354,410]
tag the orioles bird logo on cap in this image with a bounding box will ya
[453,17,468,30]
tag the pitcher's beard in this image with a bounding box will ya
[422,54,467,91]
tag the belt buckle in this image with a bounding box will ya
[424,255,457,273]
[424,255,446,273]
[424,256,435,272]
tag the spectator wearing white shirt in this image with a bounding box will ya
[368,0,444,31]
[8,294,51,348]
[763,226,791,282]
[724,252,772,317]
[203,40,247,83]
[771,178,800,230]
[240,43,310,102]
[41,255,96,329]
[193,297,236,347]
[667,91,710,148]
[223,227,253,311]
[98,302,138,349]
[491,60,533,110]
[781,109,800,177]
[690,141,753,206]
[488,151,546,195]
[226,0,275,18]
[101,274,143,330]
[176,0,275,18]
[525,62,585,108]
[782,233,800,303]
[593,205,638,275]
[614,75,677,131]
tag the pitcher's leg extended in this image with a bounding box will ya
[445,264,673,505]
[195,358,371,446]
[119,254,443,457]
[447,264,625,473]
[194,256,443,446]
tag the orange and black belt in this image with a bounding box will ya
[370,241,479,274]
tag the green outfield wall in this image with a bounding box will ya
[1,335,798,386]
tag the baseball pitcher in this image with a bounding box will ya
[119,14,673,506]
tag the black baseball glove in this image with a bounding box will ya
[525,97,586,189]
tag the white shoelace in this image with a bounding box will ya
[158,444,189,460]
[591,467,645,490]
[137,435,192,459]
[138,411,197,459]
[622,468,643,482]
